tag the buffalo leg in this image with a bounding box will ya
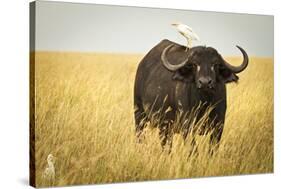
[159,125,173,151]
[134,102,147,142]
[209,106,225,154]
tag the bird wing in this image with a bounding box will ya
[191,32,200,40]
[180,24,193,33]
[178,25,193,37]
[181,26,199,40]
[175,24,200,41]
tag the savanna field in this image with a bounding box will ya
[33,52,273,187]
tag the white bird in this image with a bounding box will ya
[171,22,200,51]
[43,154,55,183]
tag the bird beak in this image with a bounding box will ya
[171,23,177,26]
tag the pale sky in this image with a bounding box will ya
[34,1,274,57]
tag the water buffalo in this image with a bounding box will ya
[134,39,248,149]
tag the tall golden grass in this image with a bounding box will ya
[33,52,273,187]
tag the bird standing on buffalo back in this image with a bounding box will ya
[171,22,200,51]
[134,39,249,151]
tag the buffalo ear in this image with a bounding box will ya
[172,67,194,82]
[219,66,239,83]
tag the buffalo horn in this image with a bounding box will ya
[161,44,189,71]
[223,45,249,73]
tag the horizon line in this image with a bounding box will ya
[30,50,274,59]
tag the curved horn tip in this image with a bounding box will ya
[236,45,248,54]
[236,45,243,50]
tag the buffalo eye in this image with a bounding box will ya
[187,64,195,68]
[211,63,220,71]
[184,64,196,71]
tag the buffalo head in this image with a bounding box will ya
[161,44,248,90]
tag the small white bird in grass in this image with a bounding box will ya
[43,154,56,183]
[171,22,200,51]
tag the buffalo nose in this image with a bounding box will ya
[198,77,213,88]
